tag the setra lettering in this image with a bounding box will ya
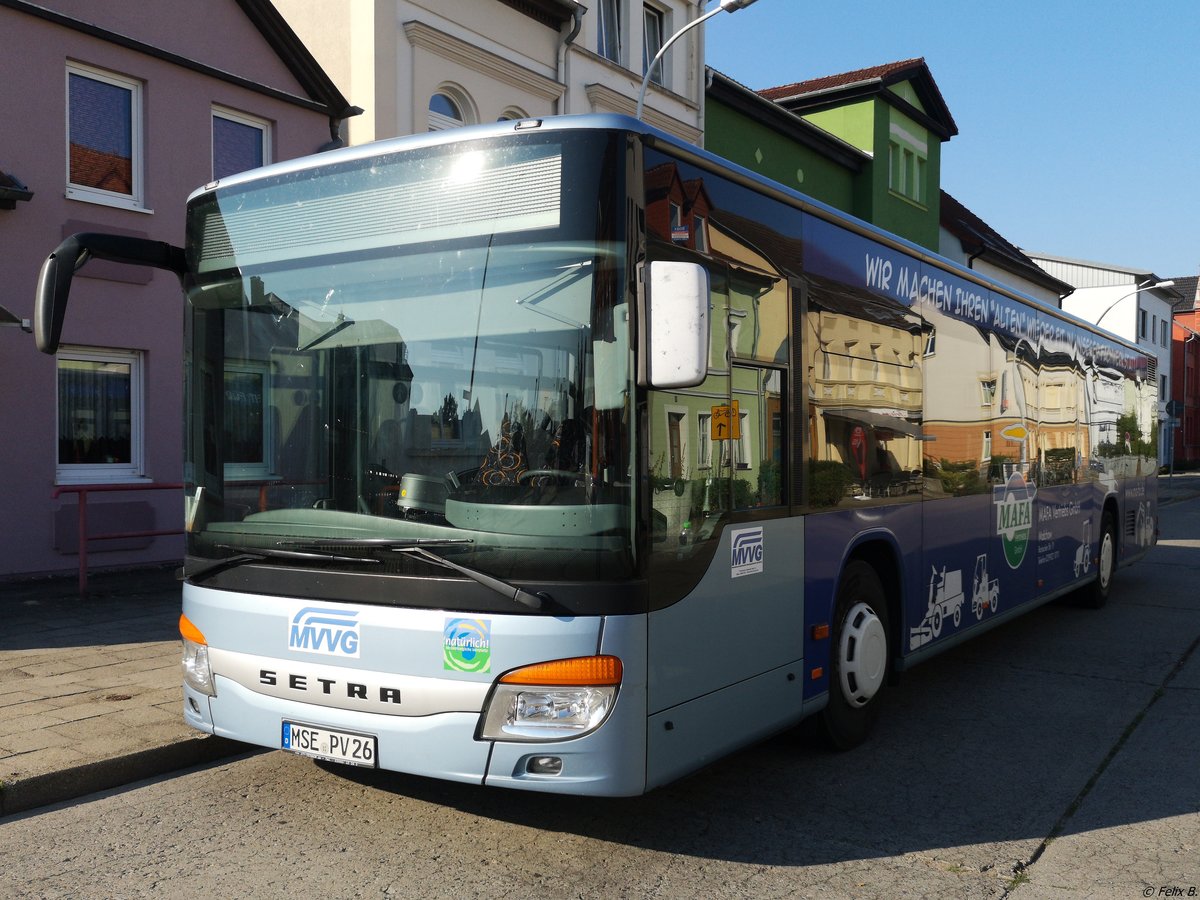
[257,669,401,705]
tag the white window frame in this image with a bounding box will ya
[56,346,145,484]
[733,409,751,470]
[697,412,712,469]
[643,4,667,86]
[887,125,928,206]
[223,361,274,481]
[694,214,708,252]
[428,87,476,132]
[598,0,623,64]
[66,62,145,211]
[980,377,997,406]
[662,404,689,481]
[212,105,271,181]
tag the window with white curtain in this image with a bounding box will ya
[598,0,622,63]
[56,347,144,483]
[642,4,665,85]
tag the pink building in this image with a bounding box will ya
[1170,276,1200,467]
[0,0,356,579]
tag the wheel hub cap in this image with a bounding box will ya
[839,602,887,707]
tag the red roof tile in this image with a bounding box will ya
[758,58,926,101]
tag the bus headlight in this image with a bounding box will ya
[478,656,621,742]
[180,613,215,697]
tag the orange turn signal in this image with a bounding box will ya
[179,613,207,645]
[811,623,831,641]
[499,655,622,686]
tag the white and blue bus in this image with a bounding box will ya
[35,114,1157,795]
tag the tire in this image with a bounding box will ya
[820,560,891,750]
[1081,510,1116,609]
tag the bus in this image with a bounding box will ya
[34,114,1158,796]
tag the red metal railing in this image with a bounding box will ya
[51,482,184,597]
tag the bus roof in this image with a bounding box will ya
[192,113,1148,363]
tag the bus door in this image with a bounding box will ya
[643,243,802,789]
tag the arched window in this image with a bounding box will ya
[428,92,466,131]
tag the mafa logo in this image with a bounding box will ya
[730,526,764,578]
[994,472,1036,569]
[288,607,361,658]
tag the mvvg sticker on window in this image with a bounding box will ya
[730,527,764,578]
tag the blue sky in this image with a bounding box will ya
[704,0,1200,279]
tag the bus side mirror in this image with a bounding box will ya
[35,234,87,355]
[642,261,710,389]
[34,232,186,355]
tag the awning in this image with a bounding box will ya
[821,407,925,439]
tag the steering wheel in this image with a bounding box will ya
[518,469,581,483]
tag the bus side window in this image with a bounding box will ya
[731,365,785,509]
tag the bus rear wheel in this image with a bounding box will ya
[1081,510,1116,610]
[820,560,890,750]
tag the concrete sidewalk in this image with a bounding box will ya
[3,472,1200,818]
[0,566,239,816]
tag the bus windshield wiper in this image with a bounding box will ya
[183,545,383,583]
[282,538,551,611]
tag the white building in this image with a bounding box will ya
[1028,252,1182,466]
[273,0,709,146]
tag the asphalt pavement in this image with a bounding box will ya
[3,472,1199,820]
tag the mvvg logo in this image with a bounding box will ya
[731,527,764,578]
[288,607,361,658]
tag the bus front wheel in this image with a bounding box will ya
[820,560,890,750]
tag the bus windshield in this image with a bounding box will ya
[181,130,634,589]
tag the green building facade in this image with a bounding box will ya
[704,59,958,253]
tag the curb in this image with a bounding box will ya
[0,735,244,818]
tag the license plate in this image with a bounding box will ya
[281,721,377,768]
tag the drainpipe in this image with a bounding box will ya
[966,244,984,270]
[557,4,584,116]
[319,105,365,152]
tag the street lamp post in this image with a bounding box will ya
[635,0,759,122]
[1092,279,1175,330]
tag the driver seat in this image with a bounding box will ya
[476,413,527,486]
